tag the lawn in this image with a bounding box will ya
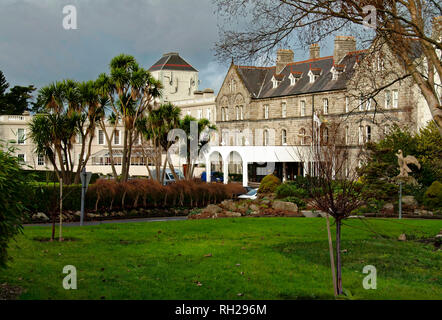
[1,217,441,300]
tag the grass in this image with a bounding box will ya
[1,217,441,300]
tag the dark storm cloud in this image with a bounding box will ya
[0,0,228,92]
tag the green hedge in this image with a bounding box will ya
[423,181,442,209]
[20,170,101,184]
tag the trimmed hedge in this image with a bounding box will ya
[20,170,101,184]
[27,179,245,213]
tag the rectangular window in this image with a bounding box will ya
[114,130,120,145]
[392,90,399,108]
[345,97,349,113]
[264,105,269,119]
[345,126,349,145]
[281,102,287,118]
[38,154,45,166]
[197,109,203,119]
[240,106,244,120]
[323,99,329,115]
[385,90,391,109]
[359,95,364,111]
[366,98,372,111]
[17,128,25,144]
[358,126,364,145]
[300,101,306,116]
[18,154,25,163]
[98,130,105,145]
[206,108,211,121]
[366,126,372,141]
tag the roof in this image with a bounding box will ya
[234,52,364,99]
[149,52,198,72]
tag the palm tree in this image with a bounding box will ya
[179,115,217,180]
[95,54,163,181]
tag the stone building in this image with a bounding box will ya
[206,35,434,186]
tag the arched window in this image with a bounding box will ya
[323,127,329,144]
[263,130,269,146]
[281,129,287,145]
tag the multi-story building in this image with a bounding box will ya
[204,36,435,186]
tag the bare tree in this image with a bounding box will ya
[214,0,442,134]
[297,122,365,295]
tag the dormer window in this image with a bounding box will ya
[331,65,345,80]
[308,68,321,83]
[288,72,302,86]
[271,74,284,89]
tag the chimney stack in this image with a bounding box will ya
[333,36,356,64]
[276,49,294,74]
[309,44,320,60]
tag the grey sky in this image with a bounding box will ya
[0,0,335,94]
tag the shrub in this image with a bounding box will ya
[283,196,306,209]
[423,181,442,209]
[258,174,281,194]
[276,183,309,199]
[0,146,35,268]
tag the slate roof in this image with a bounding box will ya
[235,52,365,99]
[149,52,198,72]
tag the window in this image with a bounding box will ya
[392,90,399,108]
[358,126,364,145]
[236,106,240,120]
[366,125,372,142]
[385,90,392,109]
[240,106,244,120]
[366,98,372,111]
[221,108,225,121]
[345,96,349,113]
[300,100,306,116]
[17,128,25,145]
[38,154,45,166]
[263,130,269,146]
[323,99,329,115]
[281,129,287,145]
[299,128,307,145]
[114,130,120,145]
[281,102,287,118]
[345,126,350,145]
[206,108,211,121]
[323,127,329,143]
[264,105,269,119]
[359,95,364,111]
[197,109,203,119]
[225,107,229,121]
[98,130,105,145]
[18,154,25,163]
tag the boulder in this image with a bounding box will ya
[32,212,49,222]
[272,201,298,213]
[414,209,433,216]
[203,204,222,215]
[402,196,418,209]
[73,211,81,217]
[225,211,242,217]
[301,211,320,218]
[249,204,260,212]
[221,200,237,211]
[382,203,395,215]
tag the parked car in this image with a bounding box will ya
[150,168,184,185]
[201,171,224,183]
[238,188,258,200]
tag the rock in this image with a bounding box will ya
[301,211,320,218]
[398,234,407,241]
[32,212,49,222]
[73,211,81,217]
[382,203,395,215]
[249,204,260,212]
[402,196,418,209]
[203,204,222,215]
[221,200,237,211]
[260,199,271,206]
[272,201,298,213]
[414,209,433,216]
[225,211,242,217]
